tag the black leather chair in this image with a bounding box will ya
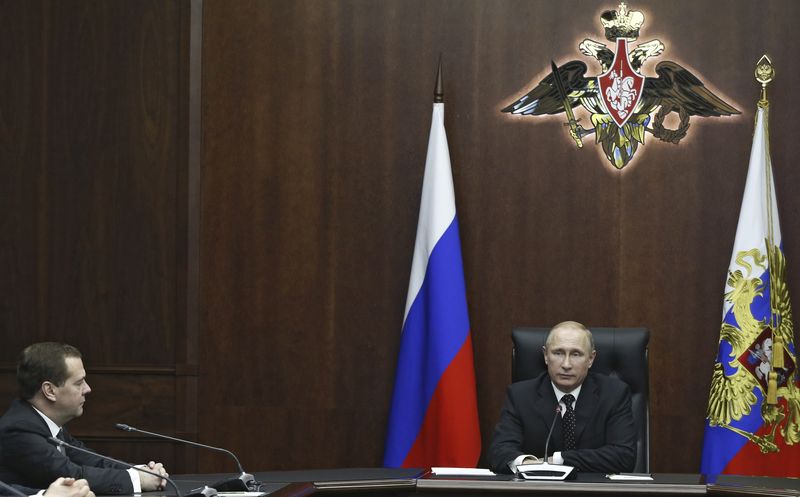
[511,326,650,473]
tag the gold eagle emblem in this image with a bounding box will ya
[707,244,799,452]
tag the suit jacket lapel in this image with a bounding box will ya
[16,399,51,436]
[536,375,562,450]
[574,373,599,443]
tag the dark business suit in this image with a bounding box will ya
[0,399,133,495]
[0,480,38,496]
[487,371,636,474]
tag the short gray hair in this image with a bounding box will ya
[544,321,595,351]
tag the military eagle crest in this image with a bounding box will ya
[503,2,739,169]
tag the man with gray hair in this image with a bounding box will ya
[487,321,637,473]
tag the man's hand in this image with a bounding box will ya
[139,461,169,491]
[44,477,94,497]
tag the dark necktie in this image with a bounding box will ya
[562,394,576,451]
[56,428,65,454]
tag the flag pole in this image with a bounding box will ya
[756,55,774,109]
[434,55,444,103]
[755,55,783,403]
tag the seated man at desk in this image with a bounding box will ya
[487,321,636,474]
[0,342,168,495]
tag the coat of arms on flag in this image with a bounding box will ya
[502,2,739,169]
[701,56,800,477]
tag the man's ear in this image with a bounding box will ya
[542,345,548,364]
[41,381,57,402]
[588,349,597,368]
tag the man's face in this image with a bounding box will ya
[543,326,596,392]
[51,357,91,424]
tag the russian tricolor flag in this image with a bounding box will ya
[701,102,800,477]
[383,100,481,468]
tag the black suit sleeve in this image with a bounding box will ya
[487,385,527,473]
[1,426,133,495]
[7,482,39,496]
[561,384,637,473]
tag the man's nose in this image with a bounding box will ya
[84,383,91,394]
[562,356,572,369]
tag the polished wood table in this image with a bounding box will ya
[165,470,800,497]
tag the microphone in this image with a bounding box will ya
[514,403,575,481]
[543,404,561,463]
[0,480,28,497]
[47,437,216,497]
[114,424,256,492]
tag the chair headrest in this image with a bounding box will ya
[512,327,649,394]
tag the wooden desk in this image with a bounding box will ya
[257,471,706,497]
[167,470,800,497]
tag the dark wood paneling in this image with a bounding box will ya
[174,0,204,474]
[199,0,800,474]
[0,368,177,464]
[0,0,198,474]
[0,0,180,359]
[0,0,43,358]
[4,0,800,479]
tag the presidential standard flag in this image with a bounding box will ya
[383,92,481,468]
[701,100,800,476]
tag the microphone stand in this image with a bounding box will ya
[48,437,217,497]
[0,480,27,497]
[115,424,256,492]
[543,405,561,463]
[515,405,575,481]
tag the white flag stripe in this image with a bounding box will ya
[723,107,782,317]
[403,103,457,324]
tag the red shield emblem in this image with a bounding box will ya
[597,38,645,127]
[736,327,796,392]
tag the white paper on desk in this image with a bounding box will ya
[606,474,653,481]
[431,467,495,476]
[217,492,268,496]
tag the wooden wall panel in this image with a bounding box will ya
[199,0,800,474]
[0,0,198,474]
[0,0,180,359]
[615,2,800,471]
[198,0,621,472]
[3,0,800,480]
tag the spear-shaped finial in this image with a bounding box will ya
[755,54,775,108]
[434,55,444,103]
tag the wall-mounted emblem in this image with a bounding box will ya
[503,3,740,169]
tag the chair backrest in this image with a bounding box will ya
[511,326,650,473]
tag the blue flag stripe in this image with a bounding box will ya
[383,216,470,466]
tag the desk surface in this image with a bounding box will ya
[162,469,800,497]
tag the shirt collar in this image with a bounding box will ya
[31,404,62,437]
[551,382,582,405]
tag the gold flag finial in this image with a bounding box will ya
[755,55,775,108]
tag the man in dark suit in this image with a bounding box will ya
[0,343,168,495]
[488,321,636,474]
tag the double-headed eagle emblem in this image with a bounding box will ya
[503,3,739,169]
[707,244,800,453]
